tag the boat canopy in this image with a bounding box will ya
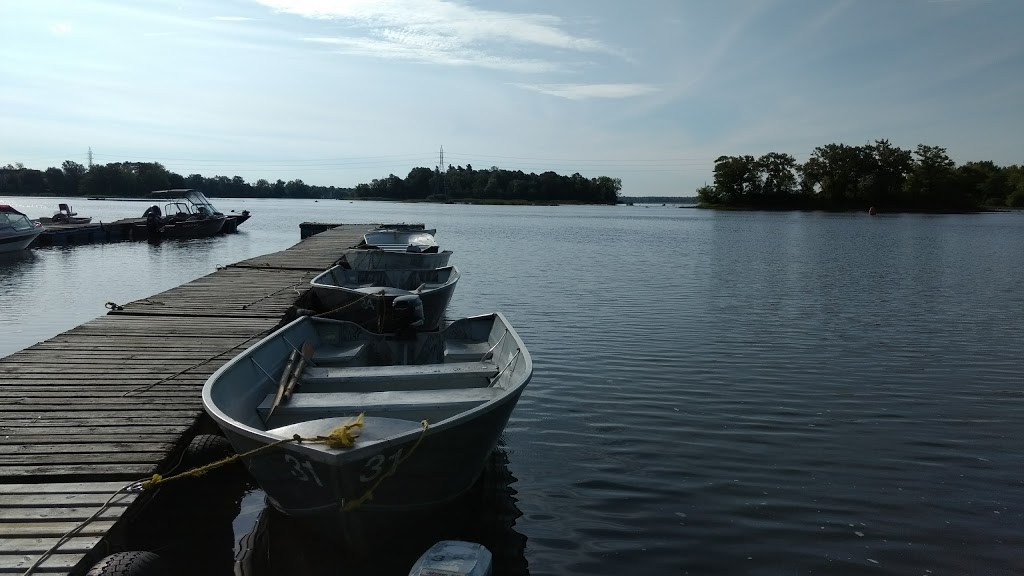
[0,206,37,230]
[148,189,222,216]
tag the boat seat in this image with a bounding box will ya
[311,343,365,366]
[265,416,422,450]
[414,282,444,293]
[300,361,498,393]
[444,341,494,362]
[257,387,502,428]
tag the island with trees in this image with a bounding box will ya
[351,165,620,204]
[0,160,622,205]
[697,140,1024,211]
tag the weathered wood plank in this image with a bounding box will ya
[0,436,182,446]
[0,536,102,554]
[0,505,131,521]
[0,464,156,477]
[0,453,172,465]
[0,482,137,495]
[0,443,176,455]
[0,493,138,508]
[0,552,86,572]
[0,418,196,427]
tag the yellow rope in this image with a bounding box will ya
[139,414,427,514]
[342,418,429,511]
[140,414,368,489]
[313,413,364,448]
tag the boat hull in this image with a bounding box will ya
[203,313,532,545]
[362,230,439,253]
[219,391,521,544]
[162,215,226,238]
[311,266,459,331]
[0,230,41,253]
[340,250,452,271]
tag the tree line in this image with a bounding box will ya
[0,161,353,199]
[697,141,1024,211]
[354,165,621,204]
[0,160,622,204]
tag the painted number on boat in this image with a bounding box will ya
[359,449,405,483]
[284,454,324,487]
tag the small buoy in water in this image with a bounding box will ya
[868,206,877,216]
[408,541,492,576]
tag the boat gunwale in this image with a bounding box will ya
[310,264,461,296]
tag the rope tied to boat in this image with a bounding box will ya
[314,412,364,448]
[311,290,383,318]
[342,418,429,512]
[137,413,383,489]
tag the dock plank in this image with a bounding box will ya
[0,224,375,575]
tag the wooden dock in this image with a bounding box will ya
[0,224,369,574]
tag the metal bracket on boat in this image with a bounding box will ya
[488,348,522,385]
[249,357,277,385]
[479,329,509,362]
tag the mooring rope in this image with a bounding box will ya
[22,415,428,575]
[121,326,275,397]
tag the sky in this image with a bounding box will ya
[1,0,1022,196]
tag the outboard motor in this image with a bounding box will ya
[392,294,424,340]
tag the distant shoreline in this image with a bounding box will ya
[696,203,1007,214]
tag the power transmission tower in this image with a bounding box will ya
[439,146,447,198]
[87,147,93,168]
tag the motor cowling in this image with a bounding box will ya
[392,294,424,339]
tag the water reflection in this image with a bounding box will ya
[232,447,527,576]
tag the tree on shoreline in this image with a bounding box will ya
[0,161,352,199]
[698,141,1024,210]
[352,166,621,204]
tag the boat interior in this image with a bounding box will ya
[209,315,526,444]
[316,265,458,294]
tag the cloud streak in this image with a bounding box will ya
[48,23,72,36]
[514,83,660,100]
[256,0,611,71]
[210,16,255,22]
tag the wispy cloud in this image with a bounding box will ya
[48,23,72,36]
[210,16,255,22]
[305,36,559,72]
[514,83,660,100]
[255,0,612,71]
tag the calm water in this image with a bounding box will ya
[3,198,1024,575]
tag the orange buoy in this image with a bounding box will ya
[868,206,877,216]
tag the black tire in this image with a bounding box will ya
[182,434,235,468]
[85,551,168,576]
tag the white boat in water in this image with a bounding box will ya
[361,229,439,253]
[202,312,532,544]
[0,205,42,253]
[310,265,460,331]
[37,203,92,225]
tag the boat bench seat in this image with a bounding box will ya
[257,387,502,427]
[444,341,494,362]
[301,361,498,392]
[311,343,365,366]
[413,282,444,293]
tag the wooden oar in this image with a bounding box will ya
[267,348,300,420]
[283,341,314,401]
